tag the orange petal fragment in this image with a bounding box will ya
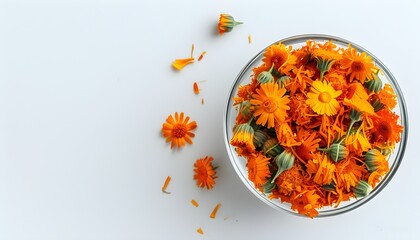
[198,51,207,61]
[210,203,221,218]
[162,176,171,194]
[248,35,252,44]
[191,199,199,207]
[193,82,200,94]
[172,58,194,71]
[197,227,204,235]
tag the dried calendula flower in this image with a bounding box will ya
[161,112,197,149]
[193,156,217,190]
[218,14,243,35]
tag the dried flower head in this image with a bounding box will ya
[161,112,197,149]
[193,156,217,190]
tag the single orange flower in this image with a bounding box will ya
[230,123,255,152]
[341,46,377,82]
[275,165,305,196]
[378,83,397,110]
[193,156,217,190]
[161,112,197,149]
[262,42,290,70]
[371,109,403,145]
[290,190,321,218]
[335,157,367,192]
[218,14,242,35]
[250,83,290,128]
[246,153,271,187]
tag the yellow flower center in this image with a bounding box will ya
[172,124,187,138]
[318,92,332,103]
[263,97,278,113]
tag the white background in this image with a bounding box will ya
[0,0,419,239]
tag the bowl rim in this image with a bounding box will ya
[223,34,409,217]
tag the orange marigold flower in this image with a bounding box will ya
[306,154,336,186]
[378,83,397,110]
[306,80,342,116]
[365,149,389,175]
[335,157,367,192]
[275,165,305,195]
[172,58,194,70]
[371,109,403,145]
[250,83,290,128]
[291,190,321,218]
[193,156,217,190]
[263,43,291,70]
[341,46,377,83]
[218,14,242,35]
[246,153,271,187]
[230,123,255,152]
[161,112,197,149]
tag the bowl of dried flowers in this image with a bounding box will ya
[224,34,408,218]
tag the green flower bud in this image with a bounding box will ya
[349,108,362,123]
[262,138,284,158]
[257,71,274,84]
[239,101,252,118]
[253,130,268,148]
[271,151,295,183]
[316,57,335,81]
[364,73,383,93]
[354,180,372,198]
[277,75,291,88]
[263,180,276,193]
[370,95,384,112]
[327,143,349,162]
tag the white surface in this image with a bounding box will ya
[0,0,419,239]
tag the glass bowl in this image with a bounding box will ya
[223,34,408,217]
